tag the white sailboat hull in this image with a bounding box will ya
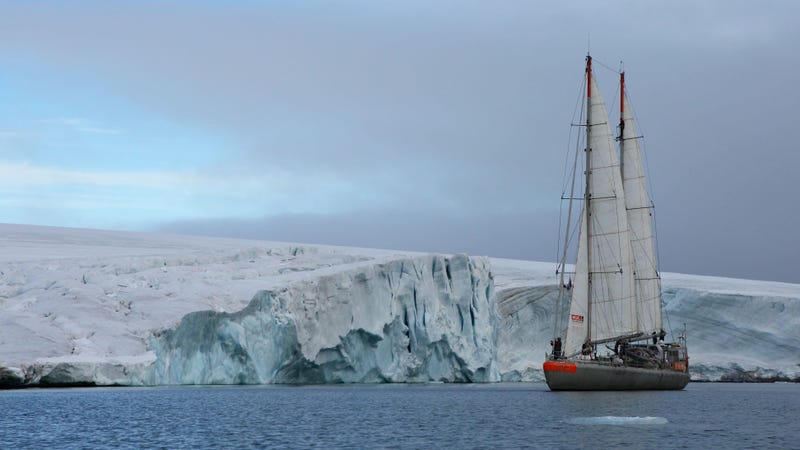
[543,360,690,391]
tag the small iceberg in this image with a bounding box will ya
[566,416,669,426]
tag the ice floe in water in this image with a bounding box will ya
[566,416,669,426]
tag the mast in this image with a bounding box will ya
[619,70,634,330]
[563,54,636,358]
[584,54,593,344]
[619,71,625,182]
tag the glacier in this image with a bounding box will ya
[0,224,798,387]
[147,255,497,384]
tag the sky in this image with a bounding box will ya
[0,1,798,283]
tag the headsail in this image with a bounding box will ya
[564,57,637,357]
[620,73,662,335]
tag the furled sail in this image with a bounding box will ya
[564,66,637,357]
[620,81,662,335]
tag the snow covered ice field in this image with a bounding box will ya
[1,223,798,387]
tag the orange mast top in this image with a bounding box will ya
[586,55,592,97]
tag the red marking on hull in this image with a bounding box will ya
[543,361,577,373]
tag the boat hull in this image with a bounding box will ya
[543,360,689,391]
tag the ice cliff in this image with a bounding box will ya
[1,225,798,387]
[146,255,497,384]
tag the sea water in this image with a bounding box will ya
[1,382,797,449]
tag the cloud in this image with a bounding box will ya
[39,118,85,127]
[0,161,189,189]
[39,117,126,135]
[157,208,557,262]
[79,127,125,135]
[0,130,37,138]
[0,161,401,220]
[0,1,799,282]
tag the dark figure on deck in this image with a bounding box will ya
[652,331,658,345]
[581,341,593,356]
[614,339,627,356]
[550,337,563,358]
[658,328,667,342]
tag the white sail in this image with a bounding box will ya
[564,209,589,357]
[564,71,637,356]
[621,87,662,335]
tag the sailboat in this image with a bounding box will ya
[542,55,690,390]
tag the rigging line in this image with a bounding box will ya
[562,130,584,197]
[556,73,588,276]
[635,237,660,279]
[556,135,582,268]
[618,135,644,142]
[556,204,564,267]
[663,290,675,342]
[592,57,620,74]
[592,271,619,344]
[556,94,585,340]
[566,208,580,254]
[557,99,586,269]
[571,73,587,124]
[628,219,659,274]
[626,87,658,206]
[609,84,620,129]
[651,205,669,336]
[561,76,587,195]
[652,203,663,276]
[557,203,581,278]
[557,157,580,261]
[556,96,582,341]
[560,122,575,196]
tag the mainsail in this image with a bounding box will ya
[563,58,637,357]
[620,73,662,336]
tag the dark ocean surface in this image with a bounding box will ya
[1,382,797,449]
